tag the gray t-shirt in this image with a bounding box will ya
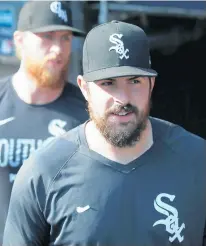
[3,117,206,246]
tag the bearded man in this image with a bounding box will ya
[3,20,206,246]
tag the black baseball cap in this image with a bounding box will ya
[83,20,157,81]
[17,1,85,37]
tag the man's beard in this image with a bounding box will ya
[88,100,151,148]
[24,54,69,89]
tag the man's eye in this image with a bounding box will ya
[42,34,53,40]
[62,35,71,41]
[101,81,113,86]
[131,79,140,84]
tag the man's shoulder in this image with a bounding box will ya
[32,125,81,171]
[151,117,205,154]
[0,76,11,95]
[0,75,11,83]
[18,125,82,188]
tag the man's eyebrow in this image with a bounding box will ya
[105,76,140,81]
[97,76,141,83]
[128,76,140,80]
[97,78,115,82]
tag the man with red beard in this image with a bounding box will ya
[0,1,88,244]
[3,21,206,246]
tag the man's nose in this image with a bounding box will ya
[113,89,130,105]
[50,40,62,54]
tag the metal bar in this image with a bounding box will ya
[98,0,109,24]
[91,2,206,19]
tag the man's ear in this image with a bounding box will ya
[13,31,24,59]
[150,77,155,92]
[77,75,89,101]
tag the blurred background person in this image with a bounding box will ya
[0,1,88,243]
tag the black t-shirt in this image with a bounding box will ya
[3,117,206,246]
[0,76,88,243]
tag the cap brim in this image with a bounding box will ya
[30,25,85,37]
[83,66,158,81]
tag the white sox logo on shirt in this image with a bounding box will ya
[48,119,67,137]
[153,193,185,243]
[109,33,129,60]
[0,119,67,183]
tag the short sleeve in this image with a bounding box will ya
[3,158,50,246]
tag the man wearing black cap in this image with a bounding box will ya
[0,1,88,244]
[3,21,206,246]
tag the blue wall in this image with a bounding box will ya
[0,1,26,56]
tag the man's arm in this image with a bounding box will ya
[3,135,73,246]
[3,158,49,246]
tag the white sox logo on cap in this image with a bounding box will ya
[109,33,129,60]
[50,1,68,23]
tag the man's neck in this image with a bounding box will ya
[85,119,153,165]
[12,69,64,105]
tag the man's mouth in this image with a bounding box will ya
[47,59,63,65]
[112,111,133,116]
